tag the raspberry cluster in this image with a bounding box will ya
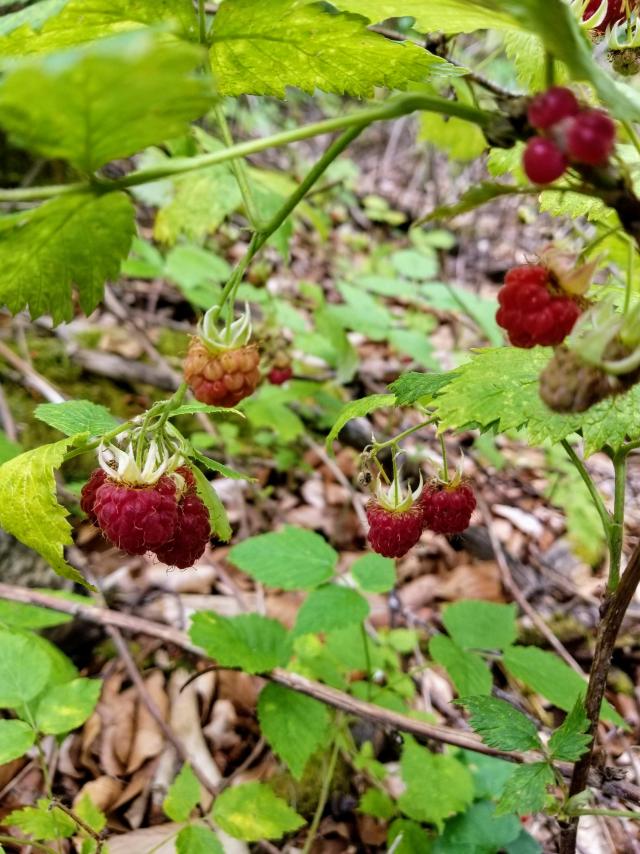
[81,465,211,568]
[366,480,476,559]
[496,264,582,348]
[184,339,261,407]
[523,86,616,184]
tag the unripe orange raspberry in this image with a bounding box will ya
[184,338,261,407]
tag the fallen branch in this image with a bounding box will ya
[0,582,637,804]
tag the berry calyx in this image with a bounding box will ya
[184,339,261,407]
[583,0,630,32]
[566,109,616,166]
[93,476,179,556]
[268,366,293,385]
[528,87,580,130]
[365,476,424,559]
[523,137,568,184]
[420,482,476,536]
[155,493,211,569]
[80,468,107,526]
[496,265,582,348]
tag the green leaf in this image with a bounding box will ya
[0,31,211,171]
[495,762,554,817]
[0,0,197,54]
[419,80,487,162]
[188,448,252,483]
[460,750,517,800]
[228,526,337,590]
[548,697,592,762]
[209,0,460,98]
[6,799,76,840]
[0,599,72,630]
[351,554,395,593]
[336,0,517,31]
[164,764,200,823]
[293,585,369,637]
[257,683,331,779]
[359,788,397,820]
[387,818,432,854]
[30,632,78,685]
[190,612,291,674]
[433,347,640,457]
[0,430,21,464]
[423,183,521,223]
[74,794,106,834]
[442,600,518,650]
[325,393,396,450]
[398,738,474,831]
[0,629,51,707]
[0,719,36,764]
[212,782,305,841]
[191,465,231,543]
[35,677,101,734]
[458,695,542,751]
[429,635,492,697]
[471,0,640,121]
[436,800,522,851]
[176,825,224,854]
[503,646,624,725]
[35,401,119,438]
[390,371,457,406]
[0,192,135,324]
[0,436,89,585]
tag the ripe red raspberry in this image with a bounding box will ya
[80,468,107,526]
[175,464,197,495]
[523,137,568,184]
[528,87,579,130]
[566,110,616,166]
[268,366,293,385]
[155,493,211,569]
[184,339,261,407]
[496,265,581,348]
[93,476,178,556]
[366,500,424,558]
[420,483,476,535]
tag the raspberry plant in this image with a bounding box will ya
[2,0,640,851]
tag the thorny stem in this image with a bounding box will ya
[0,94,494,203]
[560,540,640,853]
[301,731,341,854]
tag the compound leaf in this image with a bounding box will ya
[35,677,101,734]
[326,393,395,450]
[442,600,518,651]
[176,825,224,854]
[429,636,492,697]
[459,695,542,752]
[548,697,592,762]
[190,612,291,674]
[293,585,369,637]
[164,764,200,823]
[495,762,554,817]
[0,719,36,765]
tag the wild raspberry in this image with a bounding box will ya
[366,500,424,559]
[184,339,261,407]
[566,110,616,166]
[155,493,211,569]
[421,483,476,535]
[80,468,107,526]
[93,477,179,556]
[523,137,568,184]
[268,366,293,385]
[175,464,197,495]
[528,87,579,130]
[496,265,581,348]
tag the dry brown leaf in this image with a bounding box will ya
[438,561,504,602]
[126,671,169,774]
[74,775,124,813]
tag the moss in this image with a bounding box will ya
[269,751,350,818]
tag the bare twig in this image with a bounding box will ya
[0,339,65,403]
[0,381,17,441]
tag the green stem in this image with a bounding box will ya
[608,451,627,592]
[0,835,59,854]
[439,433,448,480]
[572,807,640,819]
[545,51,556,88]
[625,235,634,315]
[214,103,261,229]
[0,94,494,203]
[197,0,208,43]
[156,382,188,431]
[211,124,364,324]
[392,446,399,503]
[560,439,611,543]
[360,624,373,701]
[301,733,341,854]
[371,419,435,453]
